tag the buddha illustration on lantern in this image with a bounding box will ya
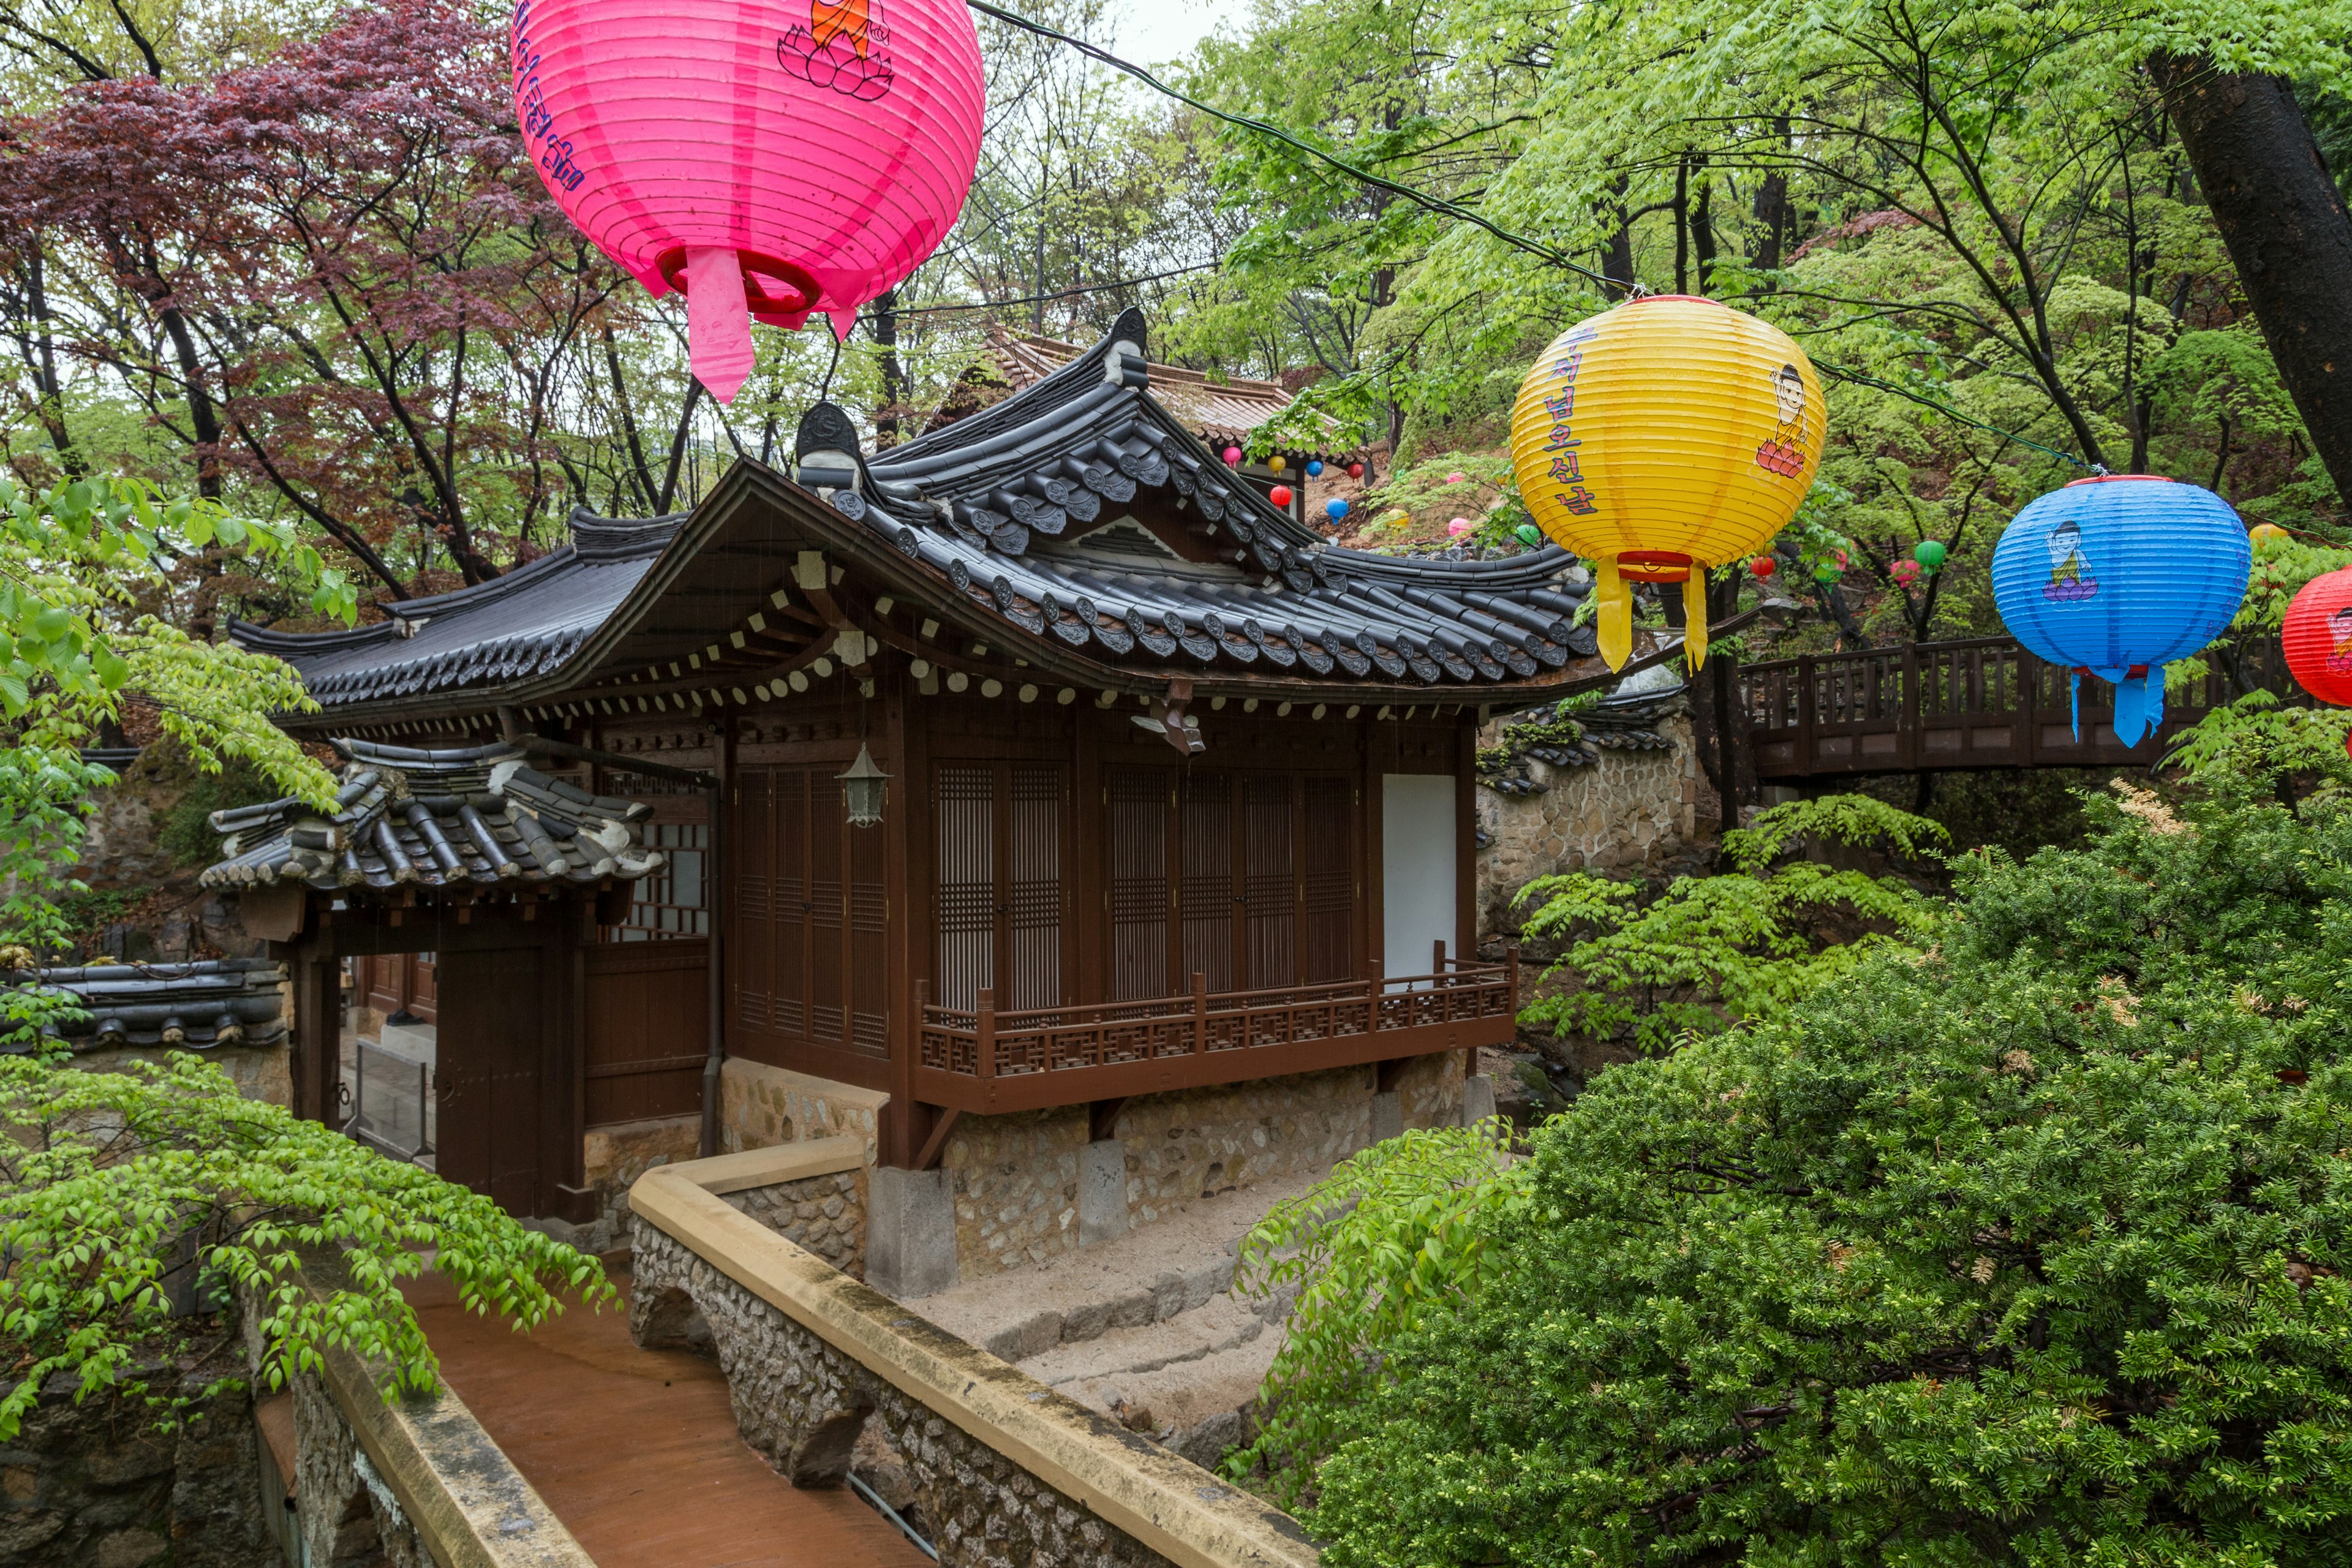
[2043,519,2099,603]
[1754,364,1809,478]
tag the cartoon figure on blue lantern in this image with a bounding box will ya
[2042,518,2098,603]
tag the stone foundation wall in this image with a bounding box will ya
[1476,708,1709,935]
[579,1113,703,1249]
[943,1053,1463,1281]
[719,1058,888,1161]
[290,1372,432,1568]
[631,1220,1178,1568]
[723,1166,868,1278]
[72,1042,292,1109]
[0,1328,271,1568]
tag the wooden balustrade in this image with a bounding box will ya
[914,945,1521,1114]
[1736,634,2293,780]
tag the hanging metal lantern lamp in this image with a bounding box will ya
[837,743,891,826]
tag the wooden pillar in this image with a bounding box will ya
[1454,712,1478,962]
[886,667,927,1168]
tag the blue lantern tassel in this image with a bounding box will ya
[2144,663,2165,737]
[2113,672,2146,747]
[2068,669,2081,741]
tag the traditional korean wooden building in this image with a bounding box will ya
[223,311,1621,1265]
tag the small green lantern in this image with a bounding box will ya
[1913,539,1947,572]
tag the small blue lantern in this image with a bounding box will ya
[1325,497,1349,521]
[1990,475,2248,746]
[1306,459,1325,477]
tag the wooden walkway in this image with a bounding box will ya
[1735,634,2294,781]
[404,1265,929,1568]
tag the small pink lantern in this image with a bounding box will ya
[1891,559,1922,584]
[1448,517,1474,537]
[513,0,986,402]
[1446,471,1467,484]
[1223,446,1243,466]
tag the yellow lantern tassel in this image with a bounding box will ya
[1596,555,1632,671]
[1681,571,1709,671]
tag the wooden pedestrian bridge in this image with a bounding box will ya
[1733,633,2294,781]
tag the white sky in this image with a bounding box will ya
[1106,0,1252,70]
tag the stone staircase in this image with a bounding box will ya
[913,1169,1319,1469]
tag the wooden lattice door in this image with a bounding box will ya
[930,761,1068,1009]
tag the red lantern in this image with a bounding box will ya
[1749,555,1776,579]
[2283,565,2352,709]
[1269,485,1293,508]
[1347,462,1365,479]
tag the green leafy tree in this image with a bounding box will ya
[1514,794,1950,1054]
[0,475,599,1436]
[0,1052,609,1439]
[1250,781,2352,1564]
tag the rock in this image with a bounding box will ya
[982,1310,1063,1363]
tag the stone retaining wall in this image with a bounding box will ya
[290,1371,432,1568]
[1476,706,1709,933]
[0,1327,270,1568]
[723,1166,869,1278]
[942,1054,1461,1281]
[633,1220,1182,1567]
[720,1058,888,1161]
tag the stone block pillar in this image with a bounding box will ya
[1370,1090,1403,1145]
[1077,1139,1128,1248]
[867,1166,957,1298]
[1461,1074,1498,1128]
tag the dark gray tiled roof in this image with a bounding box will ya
[233,311,1597,707]
[202,739,664,894]
[230,514,680,704]
[802,308,1596,688]
[2,958,288,1053]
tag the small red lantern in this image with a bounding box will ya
[1347,462,1365,479]
[1269,484,1293,508]
[1749,555,1776,579]
[2283,565,2352,710]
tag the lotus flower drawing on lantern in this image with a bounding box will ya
[512,0,984,402]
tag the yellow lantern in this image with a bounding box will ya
[2250,522,2291,550]
[1267,453,1286,473]
[1509,295,1825,669]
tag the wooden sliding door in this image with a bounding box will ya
[731,763,889,1063]
[1100,767,1359,1000]
[931,761,1069,1010]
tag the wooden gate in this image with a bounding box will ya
[583,938,709,1126]
[434,944,546,1215]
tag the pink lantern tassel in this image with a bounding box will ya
[684,246,755,404]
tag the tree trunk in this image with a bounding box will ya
[2154,59,2352,503]
[873,288,906,449]
[1673,156,1691,296]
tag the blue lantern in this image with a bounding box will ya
[1989,475,2248,746]
[1325,497,1349,521]
[1306,459,1325,477]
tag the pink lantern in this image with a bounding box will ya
[512,0,985,402]
[1223,446,1243,466]
[1445,471,1466,484]
[1448,517,1473,537]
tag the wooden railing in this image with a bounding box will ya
[914,945,1520,1114]
[1737,635,2293,780]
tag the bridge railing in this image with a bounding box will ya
[1736,634,2291,780]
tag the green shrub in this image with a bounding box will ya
[1514,794,1949,1054]
[1267,785,2352,1564]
